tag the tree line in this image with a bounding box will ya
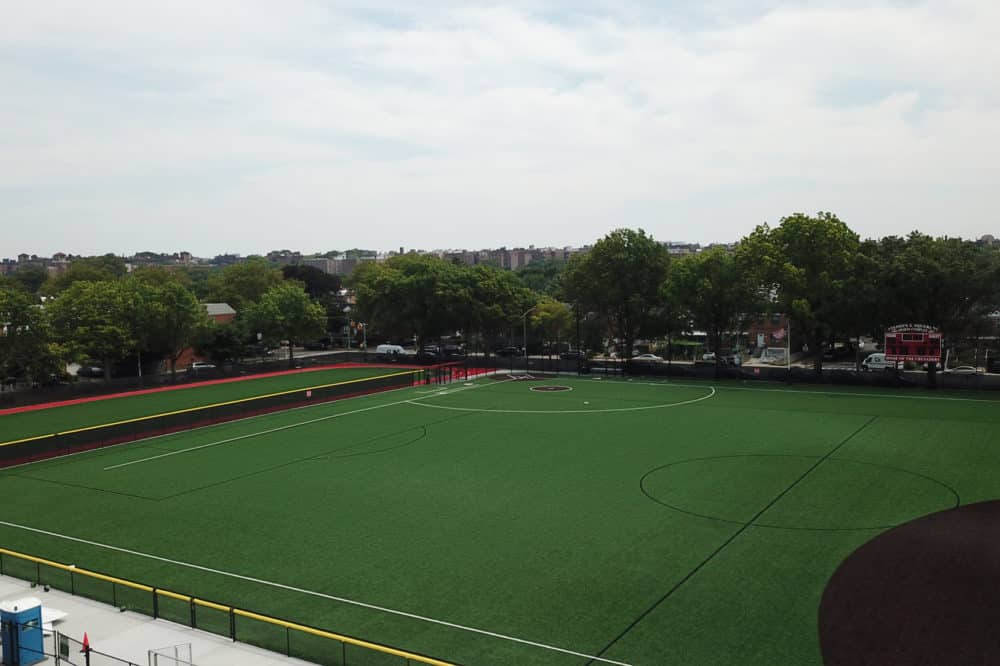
[0,258,335,384]
[3,212,998,386]
[350,213,1000,375]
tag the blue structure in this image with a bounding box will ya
[0,598,45,666]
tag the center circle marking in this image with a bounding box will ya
[640,454,959,531]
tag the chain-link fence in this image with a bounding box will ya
[0,549,454,666]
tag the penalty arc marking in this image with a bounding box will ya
[406,386,716,414]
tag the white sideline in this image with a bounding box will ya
[0,520,632,666]
[4,381,423,473]
[103,379,500,471]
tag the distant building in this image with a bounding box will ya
[204,303,237,324]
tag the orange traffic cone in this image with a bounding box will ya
[81,632,91,653]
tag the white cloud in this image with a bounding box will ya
[2,1,998,255]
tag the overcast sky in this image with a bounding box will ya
[3,1,998,257]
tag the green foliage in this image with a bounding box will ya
[0,286,65,383]
[241,283,326,363]
[561,228,670,357]
[739,212,859,370]
[42,254,128,294]
[46,281,137,380]
[514,258,567,296]
[530,297,573,351]
[281,265,342,298]
[879,233,998,345]
[9,264,49,294]
[146,281,210,376]
[352,255,462,347]
[671,248,759,372]
[205,259,283,311]
[131,266,194,289]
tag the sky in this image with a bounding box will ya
[2,0,998,257]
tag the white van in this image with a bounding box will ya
[375,344,405,360]
[861,353,893,372]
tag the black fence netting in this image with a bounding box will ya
[0,370,421,468]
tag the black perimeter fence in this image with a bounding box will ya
[4,348,1000,413]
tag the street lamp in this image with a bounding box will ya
[521,305,538,368]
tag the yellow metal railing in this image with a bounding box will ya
[0,369,422,449]
[0,547,453,666]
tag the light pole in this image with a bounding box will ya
[521,305,537,368]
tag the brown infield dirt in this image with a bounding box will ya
[819,500,1000,665]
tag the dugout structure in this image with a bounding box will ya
[0,369,428,468]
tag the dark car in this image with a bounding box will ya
[442,344,465,357]
[560,350,586,361]
[76,364,104,378]
[494,346,521,357]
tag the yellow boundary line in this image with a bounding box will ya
[0,369,421,449]
[0,546,452,666]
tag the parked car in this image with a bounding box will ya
[632,353,663,363]
[76,364,104,378]
[723,353,742,366]
[944,366,978,375]
[494,346,522,357]
[187,361,217,376]
[560,349,586,361]
[702,352,716,361]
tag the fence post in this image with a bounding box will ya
[189,598,196,627]
[152,589,159,619]
[229,608,235,641]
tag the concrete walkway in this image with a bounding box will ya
[1,575,316,666]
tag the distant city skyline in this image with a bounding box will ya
[4,1,999,256]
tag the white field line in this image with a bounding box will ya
[639,380,1000,404]
[103,379,501,471]
[3,382,421,474]
[406,386,716,414]
[0,520,632,666]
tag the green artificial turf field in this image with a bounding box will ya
[0,365,406,443]
[2,375,999,665]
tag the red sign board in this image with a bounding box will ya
[884,325,942,363]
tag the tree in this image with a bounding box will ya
[146,281,209,379]
[880,233,998,381]
[351,255,468,350]
[205,259,283,311]
[561,229,670,359]
[671,248,759,377]
[515,259,567,297]
[739,212,860,372]
[131,265,194,289]
[530,298,573,355]
[462,265,535,353]
[241,283,326,366]
[10,265,49,295]
[281,265,342,299]
[0,286,65,385]
[42,255,128,294]
[47,281,136,381]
